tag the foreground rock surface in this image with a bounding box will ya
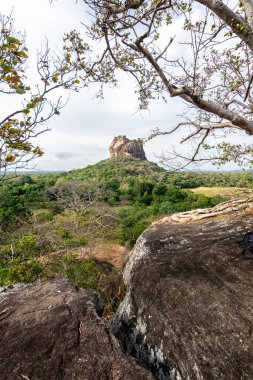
[0,280,154,380]
[110,197,253,380]
[110,135,146,160]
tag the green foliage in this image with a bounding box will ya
[56,227,88,248]
[0,234,49,260]
[2,158,249,249]
[63,256,101,290]
[0,258,43,286]
[59,158,253,191]
[0,253,101,291]
[0,181,32,231]
[35,211,54,221]
[119,206,152,245]
[2,158,252,254]
[68,157,166,184]
[57,227,73,240]
[0,251,125,320]
[14,234,38,255]
[165,170,253,189]
[0,172,61,232]
[117,182,225,245]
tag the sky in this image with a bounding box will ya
[0,0,250,171]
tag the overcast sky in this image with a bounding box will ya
[0,0,249,171]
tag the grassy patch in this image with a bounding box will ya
[192,187,253,199]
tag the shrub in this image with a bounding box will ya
[35,211,54,221]
[64,257,101,290]
[0,258,44,286]
[119,206,153,245]
[15,235,39,255]
[57,227,73,240]
[107,196,116,206]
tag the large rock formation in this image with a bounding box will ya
[0,279,154,380]
[110,197,253,380]
[110,135,147,160]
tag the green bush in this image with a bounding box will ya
[64,257,101,290]
[0,244,12,259]
[107,196,116,206]
[119,206,153,245]
[42,255,102,290]
[15,235,39,255]
[151,200,175,216]
[0,258,44,286]
[58,227,73,240]
[209,195,226,206]
[0,235,40,260]
[0,234,52,260]
[128,220,150,245]
[35,211,54,221]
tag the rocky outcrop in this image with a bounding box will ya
[110,197,253,380]
[0,279,154,380]
[110,135,146,160]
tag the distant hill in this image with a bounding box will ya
[63,157,167,183]
[58,157,253,189]
[3,157,253,192]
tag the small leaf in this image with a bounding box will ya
[6,36,21,45]
[9,76,21,84]
[5,153,16,163]
[33,146,44,156]
[62,65,69,72]
[22,109,30,115]
[14,51,28,59]
[27,103,37,109]
[52,76,59,83]
[16,88,26,95]
[3,121,13,128]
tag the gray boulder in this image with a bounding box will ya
[110,198,253,379]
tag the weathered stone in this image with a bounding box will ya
[0,279,154,380]
[110,197,253,380]
[110,135,146,160]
